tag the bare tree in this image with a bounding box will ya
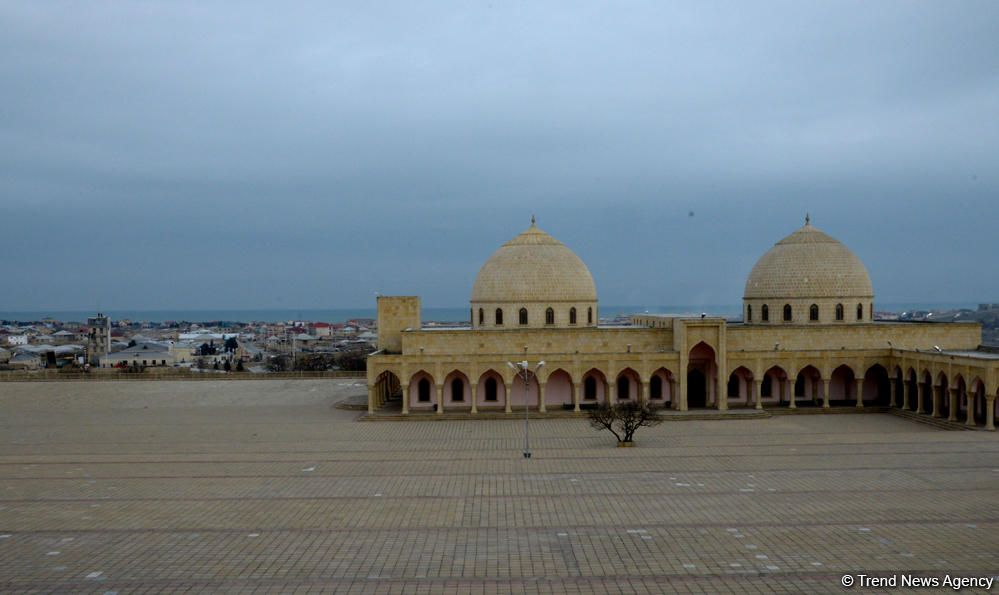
[588,401,664,444]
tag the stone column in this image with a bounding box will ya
[717,374,728,411]
[947,388,958,421]
[670,379,679,410]
[436,384,444,415]
[754,379,763,410]
[932,385,941,418]
[821,379,830,409]
[572,382,580,412]
[890,380,898,408]
[788,378,796,410]
[640,381,649,406]
[367,386,377,414]
[538,383,546,413]
[916,383,925,414]
[504,383,512,414]
[469,382,478,414]
[902,381,910,410]
[854,378,864,408]
[607,378,615,405]
[986,396,995,431]
[966,390,975,426]
[401,384,409,415]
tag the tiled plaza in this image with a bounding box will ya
[1,379,997,593]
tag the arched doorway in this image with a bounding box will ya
[615,368,640,402]
[687,342,717,409]
[545,369,573,409]
[863,365,891,406]
[687,369,707,408]
[582,369,607,404]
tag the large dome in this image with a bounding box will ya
[472,219,597,303]
[745,217,873,300]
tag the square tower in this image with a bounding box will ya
[376,297,420,354]
[87,314,111,366]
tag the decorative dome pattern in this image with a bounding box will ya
[744,218,873,300]
[471,220,597,304]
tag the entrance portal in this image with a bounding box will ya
[687,369,707,408]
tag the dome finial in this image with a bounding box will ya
[531,215,536,227]
[805,213,810,226]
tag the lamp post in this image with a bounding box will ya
[508,356,545,458]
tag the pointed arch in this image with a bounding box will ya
[476,369,506,408]
[688,342,717,408]
[443,370,471,406]
[863,364,891,405]
[829,364,856,404]
[544,368,573,408]
[409,370,436,409]
[615,368,641,402]
[582,368,607,402]
[649,367,674,405]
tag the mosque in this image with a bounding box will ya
[367,217,997,430]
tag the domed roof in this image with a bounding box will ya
[744,216,873,300]
[471,219,597,303]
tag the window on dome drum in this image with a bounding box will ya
[857,303,863,320]
[519,308,528,325]
[584,377,597,400]
[746,305,752,322]
[569,307,577,325]
[478,308,483,325]
[545,308,554,325]
[783,304,792,321]
[587,307,593,324]
[836,303,844,321]
[451,378,464,402]
[418,378,431,402]
[809,304,819,321]
[650,376,662,399]
[495,308,503,325]
[485,377,497,401]
[761,305,769,321]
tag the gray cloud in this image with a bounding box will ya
[1,1,997,310]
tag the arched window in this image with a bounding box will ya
[856,303,863,320]
[451,378,464,402]
[584,376,597,400]
[835,303,844,321]
[809,304,819,321]
[478,308,483,325]
[545,307,554,325]
[650,376,662,400]
[519,308,528,325]
[485,377,497,401]
[418,378,431,402]
[746,304,752,322]
[495,308,503,325]
[569,307,577,325]
[783,304,792,321]
[587,307,593,324]
[761,305,769,322]
[617,377,630,400]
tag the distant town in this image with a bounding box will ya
[1,304,997,372]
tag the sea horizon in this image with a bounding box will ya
[0,302,984,324]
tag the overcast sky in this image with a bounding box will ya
[2,1,997,311]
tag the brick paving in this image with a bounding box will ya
[1,380,997,593]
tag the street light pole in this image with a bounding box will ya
[508,354,544,459]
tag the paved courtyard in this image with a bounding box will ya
[1,379,997,593]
